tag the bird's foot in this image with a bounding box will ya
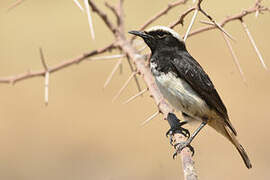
[173,141,194,159]
[166,113,190,145]
[166,125,190,145]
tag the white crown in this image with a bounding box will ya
[146,26,183,42]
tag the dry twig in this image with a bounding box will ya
[0,43,115,84]
[7,0,25,12]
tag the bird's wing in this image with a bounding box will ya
[171,51,237,135]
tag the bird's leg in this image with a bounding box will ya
[166,113,190,146]
[173,121,207,158]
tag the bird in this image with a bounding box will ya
[129,25,252,169]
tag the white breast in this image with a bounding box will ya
[154,71,210,119]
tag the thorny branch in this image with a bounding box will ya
[170,7,196,28]
[188,2,269,38]
[131,0,188,42]
[2,0,269,179]
[139,0,188,31]
[0,43,115,84]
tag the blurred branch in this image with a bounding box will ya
[7,0,25,12]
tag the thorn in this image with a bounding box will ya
[39,48,48,71]
[199,20,214,25]
[199,20,236,42]
[84,0,95,39]
[89,54,125,61]
[198,5,236,42]
[241,20,267,70]
[183,9,198,42]
[255,10,259,18]
[126,57,142,92]
[221,32,247,84]
[112,72,136,102]
[73,0,84,12]
[103,58,122,89]
[122,88,148,104]
[214,21,236,42]
[39,48,50,106]
[45,71,49,106]
[133,73,141,92]
[141,111,160,126]
[119,62,123,75]
[10,79,15,86]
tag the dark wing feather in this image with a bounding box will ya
[171,51,237,135]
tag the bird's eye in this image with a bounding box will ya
[157,34,167,39]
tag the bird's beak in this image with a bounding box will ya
[128,30,151,39]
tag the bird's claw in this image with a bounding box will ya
[166,125,190,146]
[173,142,195,159]
[166,122,190,139]
[166,113,193,158]
[166,113,190,140]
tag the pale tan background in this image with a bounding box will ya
[0,0,269,179]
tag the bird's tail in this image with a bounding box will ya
[208,120,252,169]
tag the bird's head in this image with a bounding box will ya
[129,26,186,53]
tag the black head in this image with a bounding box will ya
[129,26,186,53]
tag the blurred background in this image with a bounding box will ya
[0,0,269,179]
